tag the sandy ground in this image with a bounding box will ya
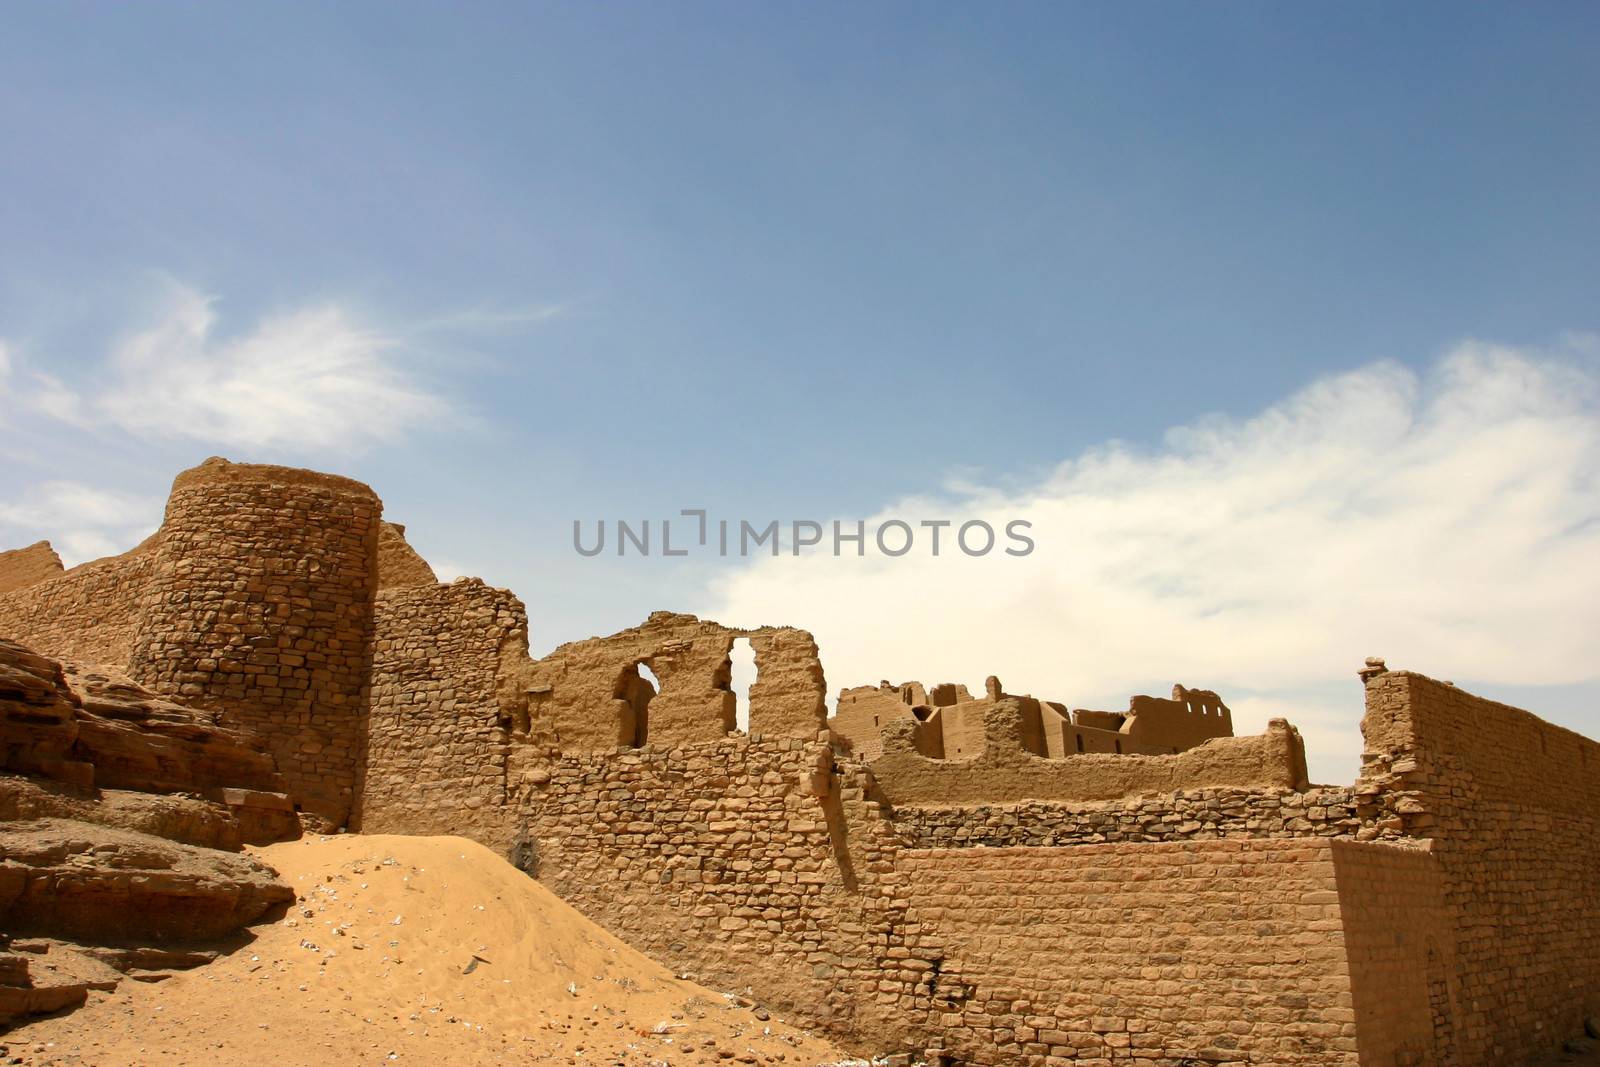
[3,834,862,1066]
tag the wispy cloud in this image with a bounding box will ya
[58,282,453,452]
[703,341,1600,783]
[0,480,163,565]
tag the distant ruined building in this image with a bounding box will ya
[2,457,1597,1065]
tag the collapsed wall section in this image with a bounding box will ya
[354,579,528,852]
[126,459,381,825]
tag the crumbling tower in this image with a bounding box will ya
[127,458,381,824]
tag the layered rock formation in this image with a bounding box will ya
[0,638,298,1025]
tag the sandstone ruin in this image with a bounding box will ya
[1,457,1597,1065]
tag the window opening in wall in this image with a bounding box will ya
[1075,734,1085,753]
[729,637,755,734]
[616,660,657,748]
[1114,738,1122,753]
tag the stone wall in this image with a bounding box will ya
[832,678,1234,762]
[898,840,1362,1065]
[376,522,438,589]
[1354,669,1600,1065]
[354,579,528,852]
[126,459,381,825]
[519,738,926,1045]
[0,542,157,667]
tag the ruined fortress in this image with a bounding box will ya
[2,458,1597,1065]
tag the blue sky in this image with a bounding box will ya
[2,3,1597,781]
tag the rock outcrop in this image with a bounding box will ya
[0,638,299,1026]
[0,639,298,846]
[0,819,291,944]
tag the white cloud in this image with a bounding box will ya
[69,283,450,452]
[430,559,468,583]
[26,372,88,427]
[702,342,1600,784]
[0,480,163,566]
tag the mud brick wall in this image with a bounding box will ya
[523,612,828,752]
[869,704,1310,807]
[0,546,156,668]
[521,739,934,1047]
[354,579,527,852]
[1357,670,1600,1065]
[125,460,381,825]
[897,840,1362,1066]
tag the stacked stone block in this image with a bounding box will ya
[126,459,380,825]
[355,578,528,851]
[0,546,157,668]
[899,840,1363,1066]
[522,735,929,1047]
[1353,670,1600,1065]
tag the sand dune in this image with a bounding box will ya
[5,834,858,1066]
